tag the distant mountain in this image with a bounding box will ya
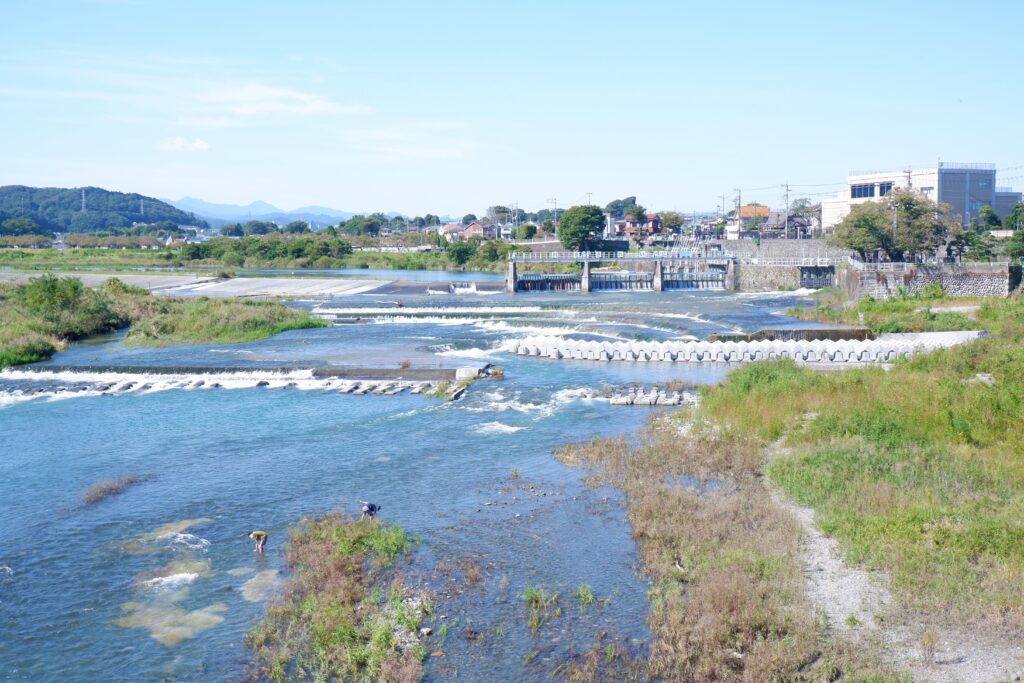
[166,197,358,229]
[0,186,207,233]
[167,197,283,221]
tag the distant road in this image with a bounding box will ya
[0,272,388,297]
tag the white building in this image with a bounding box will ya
[821,162,1021,231]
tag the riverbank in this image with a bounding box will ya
[548,291,1024,679]
[700,293,1024,678]
[0,275,325,368]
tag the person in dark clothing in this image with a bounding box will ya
[360,501,381,520]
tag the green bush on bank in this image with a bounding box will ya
[0,275,326,368]
[703,295,1024,622]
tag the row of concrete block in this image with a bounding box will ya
[508,332,983,364]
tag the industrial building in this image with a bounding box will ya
[821,163,1021,230]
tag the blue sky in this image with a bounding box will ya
[1,0,1022,216]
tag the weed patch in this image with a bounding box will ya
[246,514,429,683]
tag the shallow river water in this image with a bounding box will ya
[0,282,814,681]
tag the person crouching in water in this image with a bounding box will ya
[249,530,267,553]
[360,501,381,520]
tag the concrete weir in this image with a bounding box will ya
[507,331,985,364]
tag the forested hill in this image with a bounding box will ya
[0,186,208,233]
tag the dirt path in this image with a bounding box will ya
[772,483,1024,682]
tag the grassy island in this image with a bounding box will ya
[246,515,430,683]
[0,274,325,368]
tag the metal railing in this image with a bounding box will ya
[742,257,843,267]
[510,250,730,263]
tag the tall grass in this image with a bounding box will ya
[705,295,1024,624]
[247,514,428,683]
[0,275,326,368]
[555,428,897,680]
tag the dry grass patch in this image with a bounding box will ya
[555,426,897,681]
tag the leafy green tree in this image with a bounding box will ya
[462,213,477,225]
[514,223,537,240]
[389,216,406,229]
[487,206,510,223]
[558,205,604,251]
[1006,229,1024,260]
[978,205,1001,229]
[1002,203,1024,231]
[658,211,684,233]
[604,196,638,220]
[445,240,477,265]
[243,220,278,235]
[423,214,441,227]
[221,223,244,237]
[0,217,42,236]
[411,216,426,228]
[831,189,956,261]
[283,220,310,234]
[541,219,554,234]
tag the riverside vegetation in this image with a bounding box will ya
[246,515,431,683]
[0,275,325,368]
[555,292,1024,680]
[0,233,522,273]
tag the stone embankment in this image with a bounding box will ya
[507,331,984,364]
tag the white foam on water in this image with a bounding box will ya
[435,346,503,359]
[140,573,200,591]
[315,305,546,316]
[474,421,524,434]
[0,367,360,408]
[168,533,210,551]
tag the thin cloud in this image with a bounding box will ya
[159,136,210,152]
[197,83,372,117]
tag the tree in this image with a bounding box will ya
[284,220,310,234]
[423,214,441,227]
[1002,203,1024,231]
[947,228,995,262]
[1006,229,1024,260]
[390,216,406,230]
[658,211,684,233]
[462,213,477,225]
[514,223,537,240]
[220,224,244,236]
[243,220,277,235]
[558,205,604,251]
[604,196,638,220]
[831,189,956,261]
[0,217,42,236]
[445,240,477,265]
[978,205,1001,229]
[541,219,554,234]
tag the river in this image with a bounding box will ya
[0,277,815,681]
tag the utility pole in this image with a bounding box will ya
[734,188,742,232]
[783,183,790,240]
[585,192,592,205]
[547,197,557,221]
[719,194,727,222]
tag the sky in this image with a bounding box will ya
[1,0,1022,217]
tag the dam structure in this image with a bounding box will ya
[505,250,843,293]
[507,331,984,364]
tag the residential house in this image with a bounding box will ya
[438,223,465,242]
[613,213,663,239]
[461,222,485,240]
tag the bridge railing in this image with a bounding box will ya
[742,257,844,267]
[509,250,731,263]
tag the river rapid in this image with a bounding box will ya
[0,277,815,681]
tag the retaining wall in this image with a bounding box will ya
[846,264,1021,300]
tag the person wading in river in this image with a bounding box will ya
[360,501,381,520]
[248,530,267,553]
